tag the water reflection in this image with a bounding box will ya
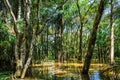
[31,63,119,80]
[89,70,101,80]
[32,69,102,80]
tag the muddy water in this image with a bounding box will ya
[31,62,119,80]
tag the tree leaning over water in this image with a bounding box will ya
[82,0,106,74]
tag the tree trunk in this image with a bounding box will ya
[17,0,21,20]
[21,34,36,78]
[75,0,95,61]
[19,0,31,76]
[21,0,40,78]
[56,3,64,62]
[110,0,114,65]
[4,0,41,78]
[76,0,83,61]
[98,45,101,63]
[3,0,21,77]
[81,74,90,80]
[82,0,105,74]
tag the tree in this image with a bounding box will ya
[76,0,84,61]
[3,0,41,78]
[110,0,115,65]
[75,0,96,61]
[82,0,105,74]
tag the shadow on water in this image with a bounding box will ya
[31,62,120,80]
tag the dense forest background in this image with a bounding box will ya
[0,0,120,79]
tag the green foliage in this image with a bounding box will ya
[0,18,15,71]
[0,72,11,80]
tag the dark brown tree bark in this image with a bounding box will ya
[82,0,105,74]
[58,13,64,62]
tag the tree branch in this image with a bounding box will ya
[35,0,40,35]
[3,0,19,36]
[83,0,96,20]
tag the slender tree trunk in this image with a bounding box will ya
[21,34,36,78]
[17,0,21,20]
[47,25,48,56]
[76,0,83,61]
[98,44,100,63]
[57,3,64,62]
[110,0,114,65]
[3,0,22,77]
[21,0,40,78]
[78,23,83,61]
[75,0,95,61]
[54,31,57,60]
[58,13,64,62]
[18,0,31,77]
[15,0,22,75]
[99,46,102,63]
[82,0,105,74]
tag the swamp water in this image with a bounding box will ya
[31,62,119,80]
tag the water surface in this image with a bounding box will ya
[31,62,119,80]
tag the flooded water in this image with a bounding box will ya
[31,62,120,80]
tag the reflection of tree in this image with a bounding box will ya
[81,74,90,80]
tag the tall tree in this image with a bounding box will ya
[58,7,64,62]
[76,0,84,61]
[54,0,67,62]
[82,0,105,74]
[3,0,21,77]
[110,0,114,64]
[75,0,95,61]
[3,0,41,78]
